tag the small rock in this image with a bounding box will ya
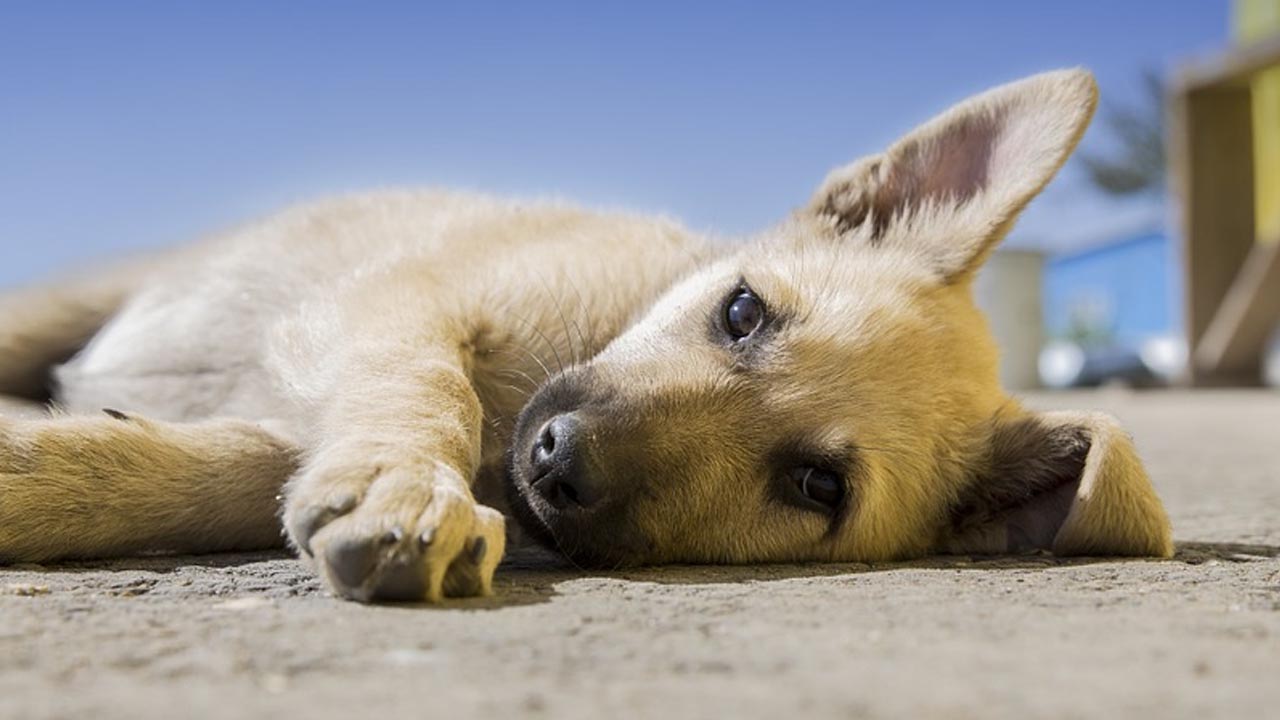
[383,648,443,667]
[259,673,289,694]
[213,596,270,611]
[4,583,51,596]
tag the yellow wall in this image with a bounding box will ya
[1236,0,1280,242]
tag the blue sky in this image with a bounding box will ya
[0,1,1227,288]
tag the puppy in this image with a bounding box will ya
[0,69,1173,602]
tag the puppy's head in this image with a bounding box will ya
[506,69,1172,567]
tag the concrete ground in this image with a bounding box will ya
[2,390,1278,720]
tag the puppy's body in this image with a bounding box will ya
[56,191,704,471]
[0,70,1174,602]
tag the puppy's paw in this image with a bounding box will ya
[284,459,505,603]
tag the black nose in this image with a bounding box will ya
[530,413,600,508]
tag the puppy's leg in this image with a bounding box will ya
[0,412,299,563]
[282,342,506,603]
[279,273,505,602]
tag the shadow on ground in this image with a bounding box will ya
[6,540,1275,611]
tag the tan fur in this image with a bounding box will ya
[0,252,173,399]
[0,412,297,562]
[0,69,1173,603]
[1041,411,1174,557]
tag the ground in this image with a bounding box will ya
[1,390,1278,719]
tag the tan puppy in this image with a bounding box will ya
[0,69,1173,603]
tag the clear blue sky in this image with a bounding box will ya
[0,1,1227,288]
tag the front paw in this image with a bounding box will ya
[283,460,505,603]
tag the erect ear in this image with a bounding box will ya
[806,69,1098,281]
[943,410,1173,558]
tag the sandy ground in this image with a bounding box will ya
[1,389,1278,720]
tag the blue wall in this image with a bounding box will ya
[1043,232,1181,349]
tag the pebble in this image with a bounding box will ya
[4,583,51,596]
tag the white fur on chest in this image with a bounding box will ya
[55,272,287,422]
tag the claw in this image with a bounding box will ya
[292,493,359,556]
[324,536,382,593]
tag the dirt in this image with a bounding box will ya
[2,390,1278,719]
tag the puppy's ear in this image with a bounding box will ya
[806,69,1098,281]
[944,410,1173,558]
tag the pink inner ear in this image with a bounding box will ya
[810,70,1097,277]
[880,112,1002,213]
[944,479,1080,556]
[1003,480,1078,553]
[944,413,1093,556]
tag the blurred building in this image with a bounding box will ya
[911,2,1280,392]
[1239,0,1280,243]
[1027,1,1280,390]
[973,250,1045,390]
[978,235,1183,391]
[1034,233,1186,388]
[1043,232,1179,352]
[1170,0,1280,386]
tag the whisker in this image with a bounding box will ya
[550,523,588,573]
[493,382,534,402]
[502,312,565,379]
[495,367,540,394]
[538,275,580,368]
[562,269,594,362]
[608,552,630,572]
[496,341,555,384]
[528,316,567,376]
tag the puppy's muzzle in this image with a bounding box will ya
[528,413,603,509]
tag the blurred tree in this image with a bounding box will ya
[1063,298,1116,349]
[1078,70,1167,195]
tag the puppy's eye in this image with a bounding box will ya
[787,467,843,510]
[724,290,763,340]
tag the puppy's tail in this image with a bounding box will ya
[0,251,171,400]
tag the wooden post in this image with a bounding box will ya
[1169,84,1259,385]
